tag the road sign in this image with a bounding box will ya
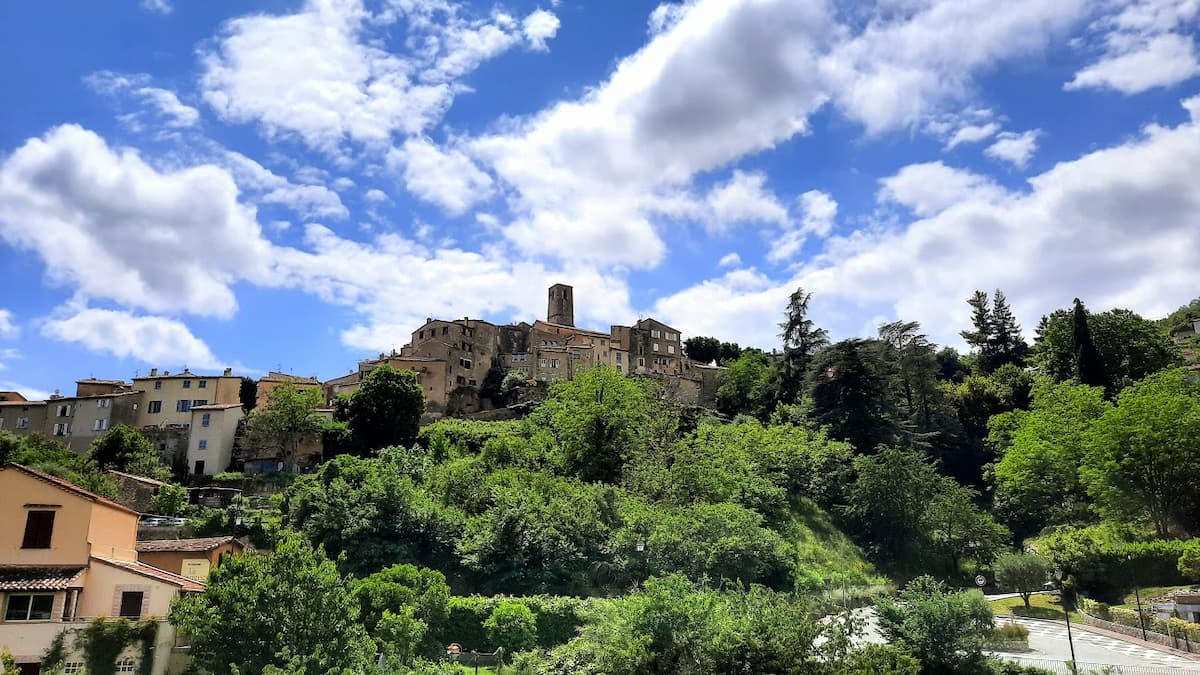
[975,575,987,587]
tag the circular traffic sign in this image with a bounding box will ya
[975,575,987,587]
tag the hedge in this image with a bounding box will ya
[1081,598,1200,644]
[1040,536,1188,602]
[429,595,593,651]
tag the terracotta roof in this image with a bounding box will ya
[0,566,86,591]
[0,464,140,516]
[0,391,29,402]
[106,470,169,488]
[260,372,321,384]
[0,400,46,407]
[136,536,242,553]
[91,556,205,592]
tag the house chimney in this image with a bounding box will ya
[149,368,158,377]
[223,367,233,376]
[548,283,574,327]
[163,371,170,376]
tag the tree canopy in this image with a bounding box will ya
[335,365,425,454]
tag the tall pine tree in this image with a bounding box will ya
[777,287,829,404]
[1073,298,1108,390]
[989,290,1029,370]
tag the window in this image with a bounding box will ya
[56,404,71,417]
[550,359,559,368]
[192,399,208,407]
[16,416,28,429]
[176,400,191,413]
[668,345,675,354]
[93,419,108,432]
[198,439,208,450]
[198,380,207,389]
[118,591,144,619]
[63,663,84,674]
[22,511,55,549]
[4,593,54,621]
[154,380,162,390]
[651,329,661,338]
[666,332,676,341]
[616,353,622,362]
[419,330,425,339]
[183,380,191,389]
[467,379,477,386]
[52,423,69,436]
[97,398,110,408]
[194,460,205,475]
[442,326,449,335]
[539,359,548,368]
[571,351,580,360]
[148,400,162,413]
[653,343,660,352]
[638,357,646,367]
[201,413,211,427]
[115,659,136,673]
[459,358,472,369]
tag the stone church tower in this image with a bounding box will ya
[547,283,574,327]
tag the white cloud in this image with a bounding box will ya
[364,188,390,203]
[332,177,357,191]
[655,96,1200,350]
[767,189,837,263]
[387,137,494,214]
[522,9,561,51]
[717,252,742,268]
[221,151,348,219]
[199,0,559,154]
[0,381,54,402]
[820,0,1087,134]
[1066,0,1200,94]
[879,161,1005,217]
[985,129,1041,168]
[946,122,1001,149]
[1068,32,1200,94]
[141,0,172,15]
[0,309,16,340]
[0,125,277,319]
[703,171,789,233]
[42,306,223,369]
[85,71,199,129]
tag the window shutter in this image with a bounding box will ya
[22,510,55,548]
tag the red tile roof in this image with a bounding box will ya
[91,556,205,592]
[0,464,140,516]
[106,470,168,488]
[136,536,242,553]
[0,566,86,591]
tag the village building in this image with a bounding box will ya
[0,463,202,674]
[135,537,244,582]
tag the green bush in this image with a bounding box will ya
[432,595,590,651]
[1038,530,1188,602]
[992,622,1029,642]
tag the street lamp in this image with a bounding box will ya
[1129,554,1149,641]
[1055,569,1076,667]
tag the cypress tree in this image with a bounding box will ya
[1072,298,1108,390]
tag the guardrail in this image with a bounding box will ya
[1077,605,1199,654]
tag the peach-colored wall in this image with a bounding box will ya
[87,502,139,561]
[75,560,177,619]
[0,470,92,565]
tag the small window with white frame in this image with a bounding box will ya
[668,345,675,354]
[93,419,108,431]
[115,659,136,673]
[97,398,110,408]
[17,416,29,429]
[63,663,84,674]
[651,329,661,338]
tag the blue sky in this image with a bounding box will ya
[2,0,1199,398]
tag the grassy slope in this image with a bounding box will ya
[989,594,1080,621]
[785,497,885,588]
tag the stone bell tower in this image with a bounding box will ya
[547,283,574,327]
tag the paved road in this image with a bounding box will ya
[992,616,1200,670]
[850,608,1200,671]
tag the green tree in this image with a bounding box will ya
[479,356,510,407]
[351,564,450,639]
[88,425,169,481]
[993,552,1052,609]
[1081,368,1200,537]
[838,644,921,675]
[923,480,1010,574]
[807,339,898,453]
[169,532,373,674]
[239,377,258,411]
[1160,296,1200,334]
[778,287,829,404]
[876,576,994,674]
[0,432,117,497]
[335,365,425,454]
[846,448,939,565]
[281,453,462,576]
[245,383,328,471]
[989,380,1109,538]
[1073,298,1108,390]
[531,366,652,483]
[961,290,1028,374]
[1179,540,1200,581]
[485,601,538,657]
[1035,306,1179,394]
[716,350,776,420]
[683,336,721,364]
[150,483,188,516]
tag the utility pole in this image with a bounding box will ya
[1056,569,1076,666]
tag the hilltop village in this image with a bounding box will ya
[0,284,721,477]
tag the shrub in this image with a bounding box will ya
[1037,529,1188,602]
[484,601,538,656]
[993,622,1029,642]
[432,595,589,651]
